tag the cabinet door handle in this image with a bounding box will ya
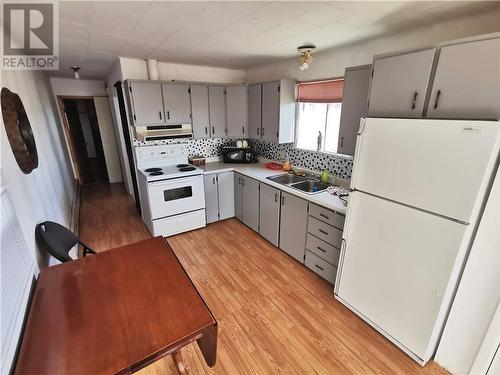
[320,213,330,220]
[274,193,278,202]
[433,90,441,110]
[319,229,328,235]
[262,128,265,136]
[212,126,215,135]
[238,177,241,184]
[340,136,344,148]
[159,111,162,120]
[213,177,216,185]
[205,126,208,135]
[166,110,170,120]
[315,264,324,271]
[281,195,285,205]
[317,246,326,253]
[242,126,245,134]
[411,91,418,110]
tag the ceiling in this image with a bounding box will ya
[55,1,498,79]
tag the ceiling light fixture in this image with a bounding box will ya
[71,66,81,79]
[298,45,316,71]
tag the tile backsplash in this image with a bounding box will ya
[133,138,353,179]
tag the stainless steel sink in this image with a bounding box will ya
[290,180,331,194]
[266,173,307,185]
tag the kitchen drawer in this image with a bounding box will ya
[305,251,337,284]
[308,216,342,248]
[306,234,340,266]
[309,203,345,230]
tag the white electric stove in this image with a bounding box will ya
[135,144,206,237]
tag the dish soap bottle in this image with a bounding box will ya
[320,170,329,183]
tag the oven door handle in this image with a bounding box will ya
[148,175,202,186]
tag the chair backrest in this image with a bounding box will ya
[35,221,78,263]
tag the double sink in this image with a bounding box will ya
[266,173,331,194]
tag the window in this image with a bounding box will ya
[295,79,344,153]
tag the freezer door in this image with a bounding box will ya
[336,191,468,362]
[351,118,500,223]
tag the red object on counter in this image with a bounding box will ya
[265,162,283,170]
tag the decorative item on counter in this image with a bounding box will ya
[265,162,283,170]
[242,139,248,148]
[282,160,292,172]
[320,170,329,183]
[188,155,206,166]
[327,185,350,196]
[236,140,243,148]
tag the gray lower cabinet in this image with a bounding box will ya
[234,173,243,221]
[259,183,281,246]
[241,176,260,232]
[305,203,345,284]
[204,171,235,223]
[279,192,308,262]
[204,174,219,223]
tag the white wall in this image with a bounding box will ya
[119,57,246,83]
[246,9,500,82]
[1,70,75,270]
[49,77,107,97]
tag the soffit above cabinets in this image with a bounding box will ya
[55,1,498,79]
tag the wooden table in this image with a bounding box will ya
[15,237,217,374]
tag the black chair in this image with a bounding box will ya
[35,221,96,263]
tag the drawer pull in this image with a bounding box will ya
[319,229,328,235]
[320,213,330,220]
[315,264,324,271]
[317,246,326,253]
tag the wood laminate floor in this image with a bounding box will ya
[80,183,449,375]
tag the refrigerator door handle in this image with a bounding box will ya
[358,117,367,135]
[334,238,347,294]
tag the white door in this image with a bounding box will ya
[204,174,219,223]
[247,84,262,139]
[208,86,226,138]
[226,86,247,137]
[368,49,436,118]
[129,81,164,126]
[352,118,500,223]
[147,176,205,219]
[218,171,235,220]
[427,37,500,120]
[190,85,210,138]
[336,191,468,362]
[161,83,191,124]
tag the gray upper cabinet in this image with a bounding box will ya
[128,81,164,126]
[241,176,260,232]
[247,84,262,139]
[226,86,247,137]
[260,79,296,143]
[218,171,235,220]
[337,65,372,156]
[190,84,210,138]
[209,86,227,138]
[279,192,308,262]
[234,173,243,221]
[368,48,436,118]
[161,83,191,124]
[204,174,219,224]
[259,183,281,246]
[426,37,500,120]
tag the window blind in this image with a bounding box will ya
[297,79,344,103]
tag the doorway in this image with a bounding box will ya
[61,98,108,184]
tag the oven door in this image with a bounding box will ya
[147,175,205,219]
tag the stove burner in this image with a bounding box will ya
[176,164,190,168]
[149,171,164,176]
[179,166,196,172]
[145,167,162,172]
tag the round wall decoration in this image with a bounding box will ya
[1,88,38,174]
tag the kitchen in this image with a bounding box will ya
[1,2,499,375]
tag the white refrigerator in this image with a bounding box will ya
[334,118,500,365]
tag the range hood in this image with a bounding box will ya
[135,124,193,141]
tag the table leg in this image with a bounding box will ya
[196,324,217,367]
[172,349,190,375]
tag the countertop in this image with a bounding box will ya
[200,161,348,215]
